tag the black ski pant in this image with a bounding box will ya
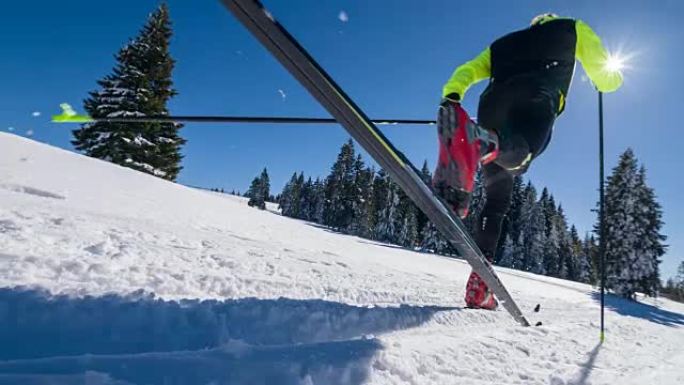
[473,78,558,259]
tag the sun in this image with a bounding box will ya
[604,53,626,73]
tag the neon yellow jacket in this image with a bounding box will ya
[443,19,623,100]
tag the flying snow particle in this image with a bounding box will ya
[26,129,34,136]
[278,89,287,100]
[581,74,589,83]
[7,127,14,132]
[32,111,41,117]
[338,11,349,23]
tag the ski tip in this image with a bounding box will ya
[535,321,543,327]
[534,304,541,313]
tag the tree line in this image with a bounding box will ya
[246,140,667,300]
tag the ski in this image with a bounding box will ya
[221,0,531,327]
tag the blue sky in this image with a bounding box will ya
[1,0,681,279]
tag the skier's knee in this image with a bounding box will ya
[495,135,532,174]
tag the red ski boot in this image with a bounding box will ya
[433,100,498,218]
[465,270,498,310]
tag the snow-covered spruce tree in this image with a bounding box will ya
[555,205,575,280]
[495,175,524,264]
[311,177,326,224]
[584,234,600,285]
[397,188,419,248]
[420,221,449,254]
[291,173,305,219]
[259,168,270,204]
[348,155,373,237]
[72,4,185,180]
[540,190,561,276]
[498,233,524,269]
[463,168,486,238]
[375,179,401,244]
[323,139,357,231]
[370,169,390,239]
[600,149,665,298]
[278,172,298,217]
[571,226,593,283]
[246,168,270,210]
[299,177,315,221]
[520,183,546,274]
[633,165,666,296]
[416,160,432,242]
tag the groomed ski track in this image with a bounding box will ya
[1,132,683,384]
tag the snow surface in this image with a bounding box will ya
[0,131,682,385]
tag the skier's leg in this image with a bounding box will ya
[476,163,514,259]
[464,163,513,309]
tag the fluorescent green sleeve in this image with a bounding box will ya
[575,20,623,93]
[442,47,491,98]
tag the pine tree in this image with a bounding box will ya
[323,139,357,231]
[279,173,297,217]
[540,191,561,276]
[496,175,524,264]
[498,234,518,268]
[571,226,593,283]
[584,234,600,285]
[463,168,486,238]
[420,221,449,254]
[312,177,326,224]
[349,155,373,237]
[633,165,666,296]
[600,149,666,299]
[72,4,185,180]
[556,205,575,280]
[246,168,270,210]
[397,188,419,248]
[376,179,402,244]
[260,168,270,203]
[246,177,264,209]
[520,183,546,274]
[299,177,315,221]
[371,169,390,239]
[416,161,433,243]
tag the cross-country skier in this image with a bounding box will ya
[434,13,623,309]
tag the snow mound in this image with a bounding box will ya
[0,132,683,385]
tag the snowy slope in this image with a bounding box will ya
[0,132,682,385]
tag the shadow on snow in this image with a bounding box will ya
[590,291,684,327]
[0,287,456,385]
[571,342,602,385]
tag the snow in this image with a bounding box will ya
[339,11,349,23]
[0,131,682,384]
[31,112,41,117]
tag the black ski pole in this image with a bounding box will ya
[598,90,606,343]
[51,105,435,126]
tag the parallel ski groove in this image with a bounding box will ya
[221,0,530,326]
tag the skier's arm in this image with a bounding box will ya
[442,47,491,99]
[575,20,623,93]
